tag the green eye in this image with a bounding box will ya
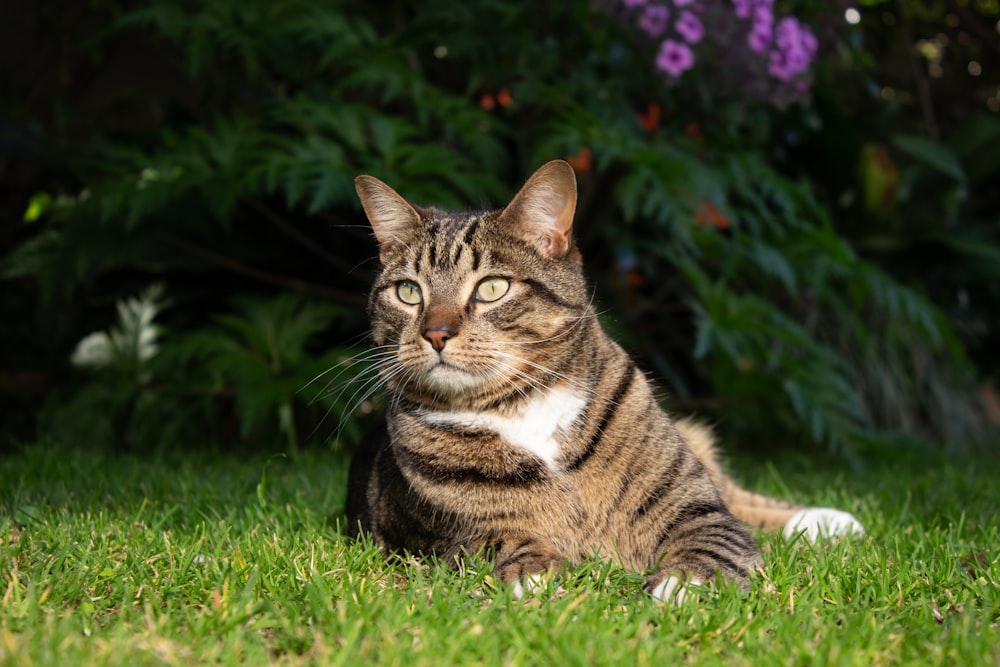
[475,277,510,303]
[397,281,422,305]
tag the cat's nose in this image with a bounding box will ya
[422,326,455,352]
[422,304,460,352]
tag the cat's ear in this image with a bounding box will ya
[355,175,422,257]
[500,160,578,259]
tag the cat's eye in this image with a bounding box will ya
[475,277,510,303]
[396,281,422,305]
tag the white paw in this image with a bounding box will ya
[511,573,547,600]
[649,576,703,605]
[783,507,864,541]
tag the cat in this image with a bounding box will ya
[345,160,863,603]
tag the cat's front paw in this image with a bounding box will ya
[783,507,864,541]
[511,573,544,600]
[646,575,704,605]
[511,572,563,600]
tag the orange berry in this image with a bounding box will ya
[565,146,593,173]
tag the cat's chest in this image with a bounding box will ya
[419,388,588,468]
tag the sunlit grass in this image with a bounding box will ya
[2,442,998,665]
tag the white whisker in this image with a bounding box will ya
[302,345,396,395]
[488,349,592,397]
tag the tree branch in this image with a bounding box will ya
[156,232,367,306]
[247,198,356,273]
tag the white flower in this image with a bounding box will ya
[70,284,166,377]
[70,331,114,368]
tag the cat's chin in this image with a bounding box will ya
[420,363,487,397]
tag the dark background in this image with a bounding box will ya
[2,0,998,461]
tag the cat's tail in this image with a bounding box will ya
[675,418,864,539]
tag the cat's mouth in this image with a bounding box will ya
[427,358,467,378]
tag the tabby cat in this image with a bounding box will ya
[346,160,863,603]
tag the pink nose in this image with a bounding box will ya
[422,327,455,352]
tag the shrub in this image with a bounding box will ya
[1,0,994,455]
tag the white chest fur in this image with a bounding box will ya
[420,388,587,468]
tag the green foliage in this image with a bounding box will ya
[42,288,364,453]
[2,0,996,455]
[166,293,361,448]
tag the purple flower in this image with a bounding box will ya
[768,50,792,81]
[801,29,818,56]
[640,4,670,37]
[775,17,818,57]
[748,26,771,53]
[656,38,695,77]
[752,4,773,27]
[747,5,773,53]
[768,49,807,81]
[675,10,704,43]
[775,17,798,48]
[606,0,819,106]
[788,47,809,71]
[767,17,817,81]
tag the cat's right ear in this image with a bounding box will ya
[354,175,422,258]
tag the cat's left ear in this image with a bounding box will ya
[355,175,423,258]
[500,160,577,259]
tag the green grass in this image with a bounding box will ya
[1,442,998,666]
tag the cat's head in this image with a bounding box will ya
[356,160,591,409]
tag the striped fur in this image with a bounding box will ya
[346,160,860,601]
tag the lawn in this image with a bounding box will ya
[1,440,997,666]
